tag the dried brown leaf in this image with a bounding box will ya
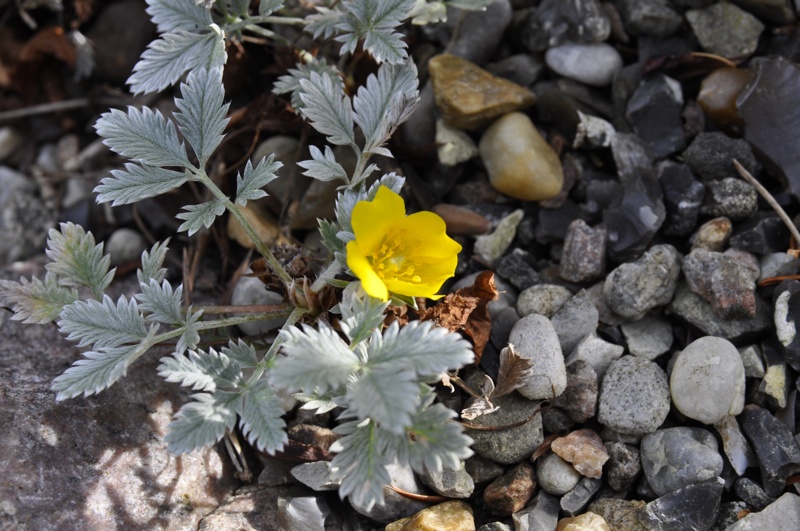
[494,344,535,398]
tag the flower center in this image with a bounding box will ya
[369,231,422,284]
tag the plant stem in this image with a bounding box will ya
[198,303,294,316]
[310,261,342,292]
[196,172,294,287]
[247,306,307,384]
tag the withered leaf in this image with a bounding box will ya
[419,270,498,363]
[460,374,499,420]
[494,343,535,398]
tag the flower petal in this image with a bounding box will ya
[346,240,388,301]
[350,186,406,254]
[400,211,463,259]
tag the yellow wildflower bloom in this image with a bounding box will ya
[346,186,462,301]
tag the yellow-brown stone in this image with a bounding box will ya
[697,67,750,133]
[557,512,612,531]
[227,203,288,248]
[479,112,564,201]
[385,501,475,531]
[428,54,536,131]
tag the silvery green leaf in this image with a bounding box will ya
[135,279,183,324]
[335,0,415,64]
[446,0,492,10]
[368,321,474,378]
[158,347,243,392]
[0,273,79,324]
[330,419,393,510]
[45,223,114,299]
[298,72,355,147]
[353,61,419,156]
[51,327,159,401]
[58,295,148,349]
[339,283,387,345]
[306,7,342,40]
[164,390,242,453]
[351,162,378,186]
[346,367,418,434]
[138,239,170,286]
[408,0,446,25]
[390,401,473,474]
[273,58,344,111]
[95,107,190,168]
[175,308,203,354]
[175,67,230,164]
[271,322,360,392]
[298,145,348,183]
[176,197,227,235]
[238,379,288,454]
[221,339,259,369]
[295,390,340,414]
[319,219,345,254]
[95,163,189,206]
[235,155,282,206]
[127,26,226,95]
[259,0,283,15]
[146,0,212,33]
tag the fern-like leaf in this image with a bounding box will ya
[297,145,348,183]
[239,379,288,454]
[235,156,281,206]
[45,223,114,299]
[0,273,79,324]
[137,239,171,286]
[164,390,242,453]
[175,67,229,164]
[95,163,189,206]
[298,72,356,147]
[176,198,227,235]
[146,0,212,33]
[335,0,415,64]
[330,418,393,511]
[158,347,243,392]
[58,295,148,349]
[95,107,190,168]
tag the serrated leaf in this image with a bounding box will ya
[392,401,473,473]
[298,145,348,183]
[259,0,283,16]
[298,72,356,146]
[367,320,474,378]
[295,390,340,414]
[175,308,203,355]
[0,273,79,324]
[95,107,190,168]
[238,379,288,454]
[271,322,360,392]
[353,61,419,156]
[95,163,189,206]
[221,339,259,369]
[273,58,344,111]
[135,279,183,324]
[58,295,148,349]
[319,219,345,255]
[138,239,170,286]
[330,419,393,511]
[175,67,229,164]
[146,0,212,33]
[51,327,158,401]
[306,7,343,40]
[339,283,388,345]
[346,367,418,434]
[158,347,243,392]
[44,223,114,299]
[164,390,242,453]
[127,26,226,95]
[235,155,281,206]
[176,197,227,235]
[335,0,415,64]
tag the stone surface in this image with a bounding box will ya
[0,168,54,265]
[687,2,764,60]
[419,460,474,499]
[701,178,758,220]
[616,0,683,37]
[725,492,800,530]
[682,132,759,182]
[483,463,536,515]
[537,453,582,496]
[640,427,724,496]
[683,248,757,320]
[86,0,155,85]
[464,392,543,465]
[522,0,610,51]
[605,442,641,491]
[429,54,535,130]
[758,343,790,408]
[351,459,427,523]
[508,314,567,399]
[603,244,682,320]
[386,500,475,531]
[715,415,756,477]
[230,276,287,336]
[774,281,800,369]
[557,512,610,531]
[598,356,670,435]
[474,209,524,264]
[487,54,544,88]
[559,219,607,283]
[734,477,775,511]
[545,43,622,87]
[464,456,504,485]
[479,112,564,201]
[277,493,333,530]
[691,217,732,252]
[621,314,672,360]
[670,336,746,424]
[436,119,479,166]
[560,477,603,516]
[738,344,766,378]
[513,491,560,531]
[552,361,599,423]
[290,461,340,491]
[697,67,751,132]
[740,405,800,497]
[197,485,301,531]
[495,249,541,290]
[550,290,599,355]
[445,0,512,65]
[551,429,609,479]
[731,213,791,255]
[732,0,796,24]
[566,335,625,380]
[105,228,147,266]
[626,74,685,159]
[588,499,648,531]
[659,162,706,237]
[641,477,724,531]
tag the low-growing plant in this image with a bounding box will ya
[0,0,493,509]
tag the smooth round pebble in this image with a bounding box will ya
[105,228,147,266]
[537,453,582,496]
[598,356,670,435]
[509,314,567,399]
[670,336,745,424]
[544,43,623,87]
[231,276,287,336]
[479,112,564,201]
[640,427,723,496]
[517,284,573,318]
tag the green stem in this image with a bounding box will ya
[310,261,342,293]
[196,172,293,287]
[247,306,308,384]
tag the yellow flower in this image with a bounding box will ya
[346,186,462,301]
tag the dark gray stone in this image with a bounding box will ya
[682,248,757,320]
[445,0,512,65]
[550,289,599,354]
[464,392,544,465]
[521,0,610,51]
[616,0,683,37]
[731,213,791,255]
[701,178,758,220]
[711,501,749,531]
[486,54,544,88]
[682,132,759,182]
[512,491,560,531]
[686,2,764,60]
[552,360,598,423]
[740,405,800,497]
[734,477,776,511]
[641,477,724,531]
[559,219,607,284]
[605,441,641,492]
[495,249,541,290]
[626,74,685,159]
[725,493,800,530]
[560,477,602,516]
[659,162,706,237]
[598,356,670,435]
[640,428,724,496]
